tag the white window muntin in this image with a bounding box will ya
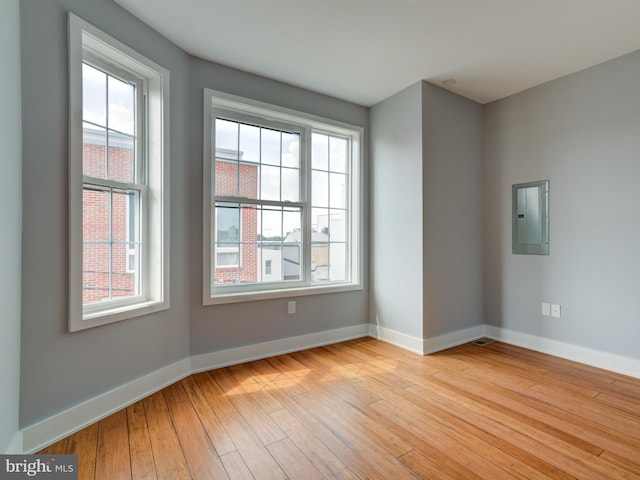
[81,57,147,313]
[69,13,170,331]
[212,110,306,290]
[203,89,363,304]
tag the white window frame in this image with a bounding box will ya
[203,89,363,305]
[68,13,170,331]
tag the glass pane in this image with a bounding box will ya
[330,136,347,173]
[281,168,299,202]
[82,63,106,126]
[215,119,239,157]
[311,242,329,282]
[83,243,110,304]
[261,207,282,240]
[83,123,106,179]
[107,131,135,183]
[282,242,301,281]
[107,75,135,135]
[239,123,260,163]
[312,208,329,236]
[282,206,302,281]
[312,133,329,170]
[329,243,347,281]
[83,187,110,242]
[261,128,280,166]
[111,242,137,299]
[330,173,347,209]
[239,163,259,199]
[111,190,135,243]
[283,207,301,239]
[312,170,328,207]
[216,203,240,244]
[329,209,346,241]
[215,160,239,197]
[281,132,300,168]
[260,165,280,201]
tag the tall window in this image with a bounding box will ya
[203,90,363,304]
[68,14,170,331]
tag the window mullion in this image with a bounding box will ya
[302,127,312,284]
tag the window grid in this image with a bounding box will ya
[82,60,145,309]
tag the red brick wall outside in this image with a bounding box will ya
[82,140,136,304]
[214,160,259,285]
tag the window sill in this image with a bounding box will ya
[69,299,169,332]
[204,282,363,306]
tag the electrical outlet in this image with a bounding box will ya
[551,304,561,318]
[541,302,551,316]
[287,300,296,314]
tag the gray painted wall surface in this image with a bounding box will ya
[369,81,483,341]
[0,0,22,452]
[188,57,369,354]
[483,50,640,358]
[369,83,424,339]
[421,82,484,337]
[20,0,191,426]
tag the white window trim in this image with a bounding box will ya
[203,89,363,305]
[68,13,170,331]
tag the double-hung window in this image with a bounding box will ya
[203,90,363,304]
[68,14,169,331]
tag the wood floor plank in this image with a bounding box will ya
[269,408,360,480]
[142,391,192,480]
[219,451,254,480]
[65,422,98,480]
[193,372,287,480]
[399,449,463,480]
[209,367,286,446]
[126,401,158,480]
[266,438,326,480]
[94,409,131,480]
[37,340,640,480]
[180,375,236,456]
[162,382,229,480]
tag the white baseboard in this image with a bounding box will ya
[485,326,640,379]
[191,324,370,373]
[368,324,424,354]
[19,322,640,454]
[423,325,486,354]
[6,431,23,454]
[21,358,191,454]
[21,323,370,454]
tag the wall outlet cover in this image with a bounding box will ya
[551,304,561,318]
[542,302,551,316]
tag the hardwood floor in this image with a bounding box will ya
[38,338,640,479]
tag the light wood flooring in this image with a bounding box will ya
[38,338,640,479]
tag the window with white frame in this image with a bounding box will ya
[203,90,363,304]
[68,14,170,331]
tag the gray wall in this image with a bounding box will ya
[422,82,484,337]
[369,82,424,338]
[369,81,484,341]
[20,0,191,426]
[0,0,22,452]
[483,50,640,358]
[188,57,369,355]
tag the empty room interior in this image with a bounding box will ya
[2,0,640,478]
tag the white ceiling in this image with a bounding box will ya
[115,0,640,106]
